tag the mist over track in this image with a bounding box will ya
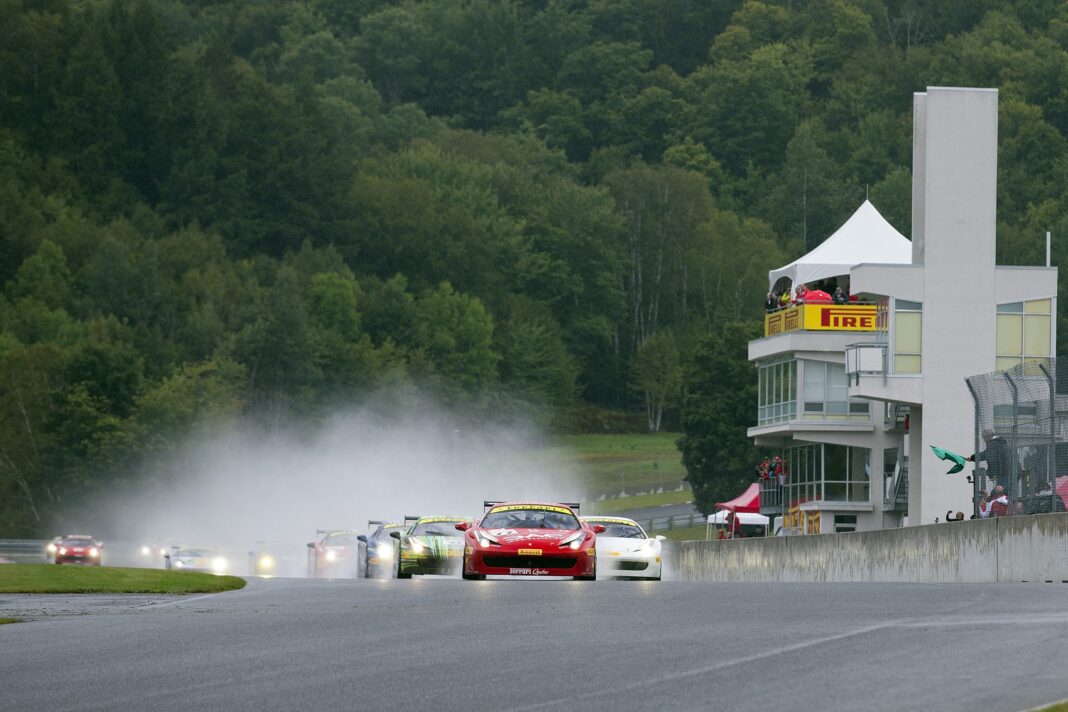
[2,577,1067,711]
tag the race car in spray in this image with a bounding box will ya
[165,546,229,574]
[457,502,604,581]
[307,530,365,578]
[53,535,103,565]
[391,516,473,578]
[580,516,664,580]
[359,518,417,579]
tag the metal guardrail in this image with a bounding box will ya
[0,539,50,563]
[636,513,704,533]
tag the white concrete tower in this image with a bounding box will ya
[911,88,999,523]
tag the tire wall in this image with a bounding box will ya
[667,512,1068,583]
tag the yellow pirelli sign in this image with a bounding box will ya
[765,304,878,336]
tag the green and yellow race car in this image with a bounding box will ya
[392,515,473,578]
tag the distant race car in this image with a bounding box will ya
[249,541,300,577]
[53,535,102,566]
[307,530,364,578]
[45,536,63,560]
[166,547,229,574]
[458,502,603,581]
[580,516,664,580]
[137,543,172,567]
[393,516,473,578]
[360,518,417,579]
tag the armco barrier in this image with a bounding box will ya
[668,512,1068,583]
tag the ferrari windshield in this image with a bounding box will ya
[593,523,645,539]
[411,521,464,537]
[62,539,95,547]
[481,509,579,530]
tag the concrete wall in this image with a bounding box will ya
[669,512,1068,583]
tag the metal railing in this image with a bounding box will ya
[0,539,50,563]
[845,341,888,383]
[635,513,704,533]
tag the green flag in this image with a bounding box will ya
[931,445,967,474]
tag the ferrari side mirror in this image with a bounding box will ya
[454,522,471,532]
[592,524,606,534]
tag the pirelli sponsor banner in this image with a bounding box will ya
[804,304,877,330]
[765,303,879,336]
[489,504,573,515]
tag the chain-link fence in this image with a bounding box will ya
[965,359,1068,518]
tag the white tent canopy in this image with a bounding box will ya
[768,200,912,291]
[706,511,769,526]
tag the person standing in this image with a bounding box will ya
[968,428,1012,491]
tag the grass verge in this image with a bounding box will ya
[549,432,688,497]
[0,565,246,594]
[0,617,22,624]
[588,488,693,514]
[658,525,708,542]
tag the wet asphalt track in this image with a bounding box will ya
[2,576,1068,712]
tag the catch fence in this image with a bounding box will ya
[966,359,1068,518]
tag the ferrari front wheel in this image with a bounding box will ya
[461,556,485,581]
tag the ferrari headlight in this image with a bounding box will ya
[560,531,586,550]
[175,560,185,568]
[409,538,425,554]
[212,557,227,573]
[140,546,151,556]
[474,531,499,547]
[58,547,67,555]
[47,543,57,554]
[159,548,168,557]
[89,548,99,557]
[377,544,394,560]
[259,555,274,569]
[325,550,337,562]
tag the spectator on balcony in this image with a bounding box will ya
[765,292,778,312]
[967,429,1012,490]
[779,290,791,308]
[793,285,809,304]
[833,286,849,305]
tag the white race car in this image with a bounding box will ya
[582,516,664,580]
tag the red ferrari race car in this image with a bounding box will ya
[457,501,604,581]
[53,535,102,565]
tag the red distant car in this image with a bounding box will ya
[458,501,603,581]
[54,535,102,565]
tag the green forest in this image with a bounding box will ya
[3,0,1068,532]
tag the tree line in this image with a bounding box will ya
[2,0,1068,529]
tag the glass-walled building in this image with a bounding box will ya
[751,87,1058,533]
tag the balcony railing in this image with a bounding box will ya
[845,342,887,383]
[764,302,879,338]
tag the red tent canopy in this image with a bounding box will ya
[715,483,761,514]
